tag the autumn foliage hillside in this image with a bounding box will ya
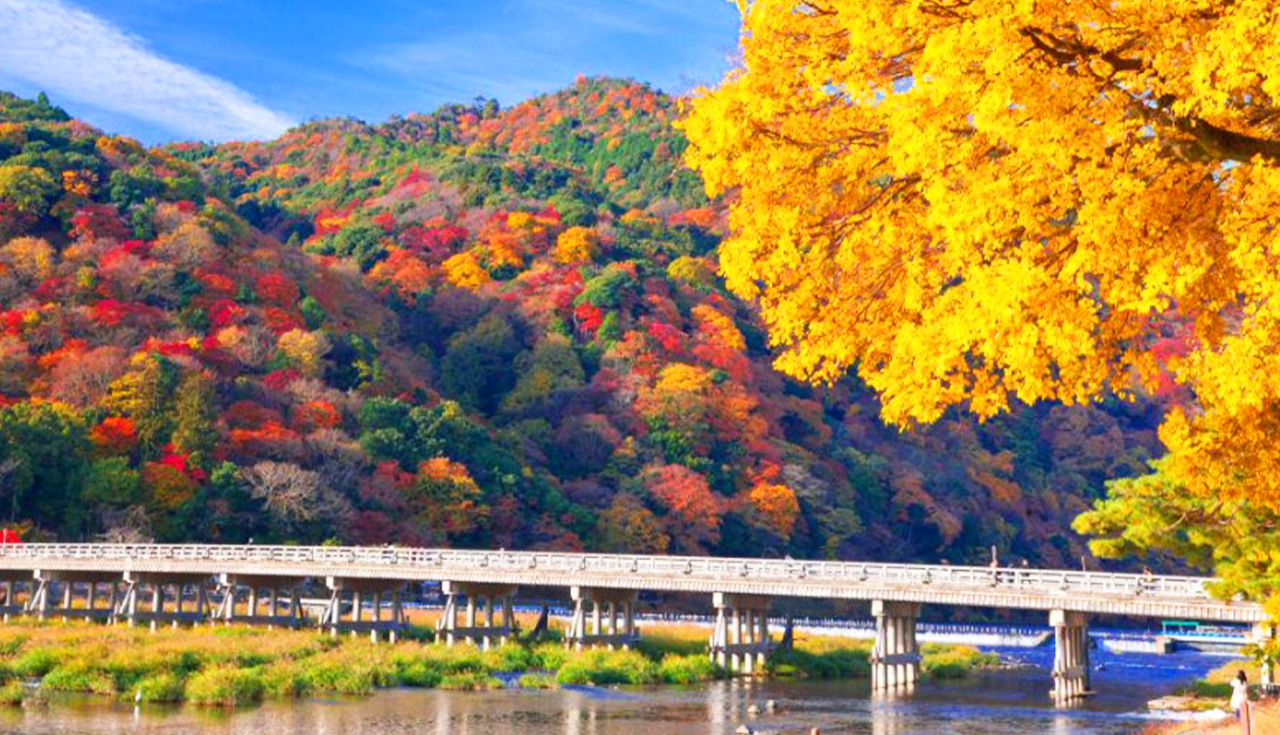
[0,81,1162,571]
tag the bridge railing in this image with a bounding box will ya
[0,544,1214,601]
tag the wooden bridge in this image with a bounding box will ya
[0,543,1268,702]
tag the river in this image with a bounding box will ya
[0,646,1233,735]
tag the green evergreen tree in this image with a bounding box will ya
[171,371,218,466]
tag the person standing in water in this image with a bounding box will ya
[1230,670,1251,733]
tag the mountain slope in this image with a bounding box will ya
[0,81,1162,570]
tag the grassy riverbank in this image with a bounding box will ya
[0,621,998,707]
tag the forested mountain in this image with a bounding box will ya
[0,79,1164,568]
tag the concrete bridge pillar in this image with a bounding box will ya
[1050,609,1092,702]
[565,587,640,650]
[0,578,16,621]
[710,593,772,675]
[871,600,921,691]
[218,575,306,629]
[438,581,516,648]
[27,571,119,623]
[324,577,406,642]
[110,572,212,629]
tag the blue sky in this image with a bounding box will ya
[0,0,741,144]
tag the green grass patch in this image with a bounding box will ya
[134,672,186,703]
[1181,680,1232,698]
[13,648,59,678]
[259,661,310,699]
[556,649,659,686]
[41,662,116,694]
[516,672,558,689]
[184,666,265,707]
[921,644,997,680]
[765,647,870,679]
[0,680,24,706]
[658,653,722,684]
[438,672,502,691]
[396,659,444,688]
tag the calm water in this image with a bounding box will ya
[0,647,1232,735]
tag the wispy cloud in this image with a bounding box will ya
[354,0,739,108]
[0,0,294,141]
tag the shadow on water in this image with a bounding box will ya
[0,648,1233,735]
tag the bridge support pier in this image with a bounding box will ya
[0,575,28,621]
[119,572,212,629]
[710,593,772,675]
[218,575,305,629]
[322,577,406,642]
[1050,609,1092,702]
[871,600,921,690]
[27,571,119,622]
[438,581,515,648]
[565,587,640,650]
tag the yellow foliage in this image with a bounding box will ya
[666,256,714,290]
[0,237,54,282]
[505,212,535,231]
[552,226,597,264]
[680,0,1280,513]
[443,251,490,290]
[276,329,331,377]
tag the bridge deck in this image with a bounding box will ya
[0,544,1263,623]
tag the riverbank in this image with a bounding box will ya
[1139,702,1279,734]
[0,621,996,707]
[1138,659,1280,734]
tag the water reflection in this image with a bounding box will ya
[870,686,913,735]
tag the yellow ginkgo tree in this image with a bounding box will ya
[680,0,1280,603]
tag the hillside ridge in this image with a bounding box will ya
[0,80,1164,572]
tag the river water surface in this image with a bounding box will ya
[0,647,1233,735]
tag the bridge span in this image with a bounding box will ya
[0,543,1268,702]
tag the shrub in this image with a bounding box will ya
[0,680,23,706]
[303,659,376,695]
[531,643,568,671]
[1185,680,1232,698]
[556,649,658,686]
[13,648,60,678]
[397,660,443,689]
[184,666,265,706]
[134,672,186,703]
[658,654,721,685]
[431,645,489,675]
[439,672,502,691]
[259,661,310,699]
[0,635,28,656]
[765,647,870,679]
[921,645,996,680]
[484,644,535,672]
[41,663,116,694]
[517,672,558,689]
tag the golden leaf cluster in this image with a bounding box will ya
[682,0,1280,510]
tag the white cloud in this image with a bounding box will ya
[0,0,294,141]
